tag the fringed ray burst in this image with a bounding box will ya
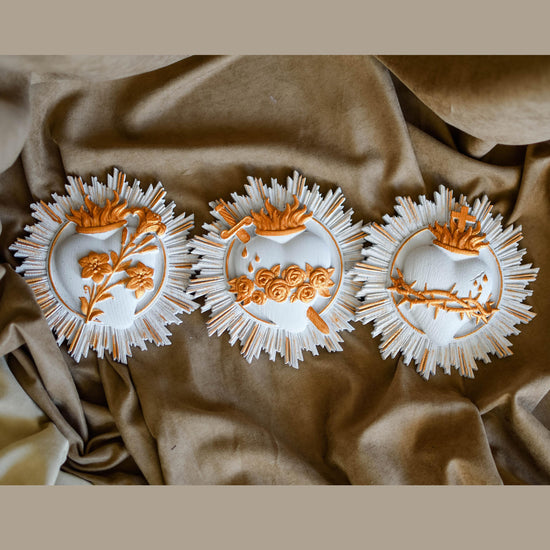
[189,171,364,368]
[352,185,538,379]
[10,168,197,363]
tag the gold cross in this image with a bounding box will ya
[451,205,476,232]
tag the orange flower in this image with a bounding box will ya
[79,252,113,283]
[251,290,267,305]
[309,267,335,292]
[290,283,316,303]
[124,262,155,299]
[281,265,307,287]
[228,275,255,304]
[264,278,291,303]
[255,267,277,288]
[133,208,166,236]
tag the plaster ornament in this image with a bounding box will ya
[189,172,364,368]
[10,169,197,363]
[352,186,538,379]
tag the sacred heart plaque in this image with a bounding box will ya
[352,186,538,379]
[190,171,364,368]
[10,169,197,363]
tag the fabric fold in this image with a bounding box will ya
[0,55,548,484]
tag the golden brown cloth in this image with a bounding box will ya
[0,55,548,484]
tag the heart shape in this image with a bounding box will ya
[399,244,497,345]
[49,219,162,329]
[228,228,338,332]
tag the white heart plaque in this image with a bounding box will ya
[10,169,197,363]
[352,186,538,379]
[189,171,364,368]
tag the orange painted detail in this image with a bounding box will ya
[502,233,523,250]
[229,263,335,306]
[77,177,86,196]
[66,191,132,234]
[143,319,161,345]
[388,268,497,325]
[150,188,165,207]
[40,201,62,223]
[125,262,155,299]
[251,290,267,305]
[264,278,291,303]
[242,324,259,356]
[373,223,397,244]
[227,275,255,306]
[451,206,476,231]
[241,247,248,258]
[117,171,125,193]
[251,195,312,236]
[285,336,290,361]
[307,307,329,334]
[418,349,429,375]
[76,207,164,322]
[429,205,487,256]
[220,216,253,242]
[69,324,83,353]
[215,200,239,225]
[381,328,402,350]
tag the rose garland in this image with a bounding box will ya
[228,263,335,306]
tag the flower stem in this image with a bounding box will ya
[83,227,151,322]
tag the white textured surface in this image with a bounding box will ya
[190,171,364,368]
[353,185,539,379]
[226,222,339,333]
[10,169,198,363]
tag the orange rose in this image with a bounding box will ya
[264,278,291,303]
[229,275,255,303]
[255,268,276,288]
[291,283,316,303]
[251,290,267,305]
[281,265,307,287]
[309,267,335,290]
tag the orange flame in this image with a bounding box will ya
[251,195,312,236]
[429,218,488,256]
[66,191,132,234]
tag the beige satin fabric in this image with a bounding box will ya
[0,55,548,484]
[0,356,88,484]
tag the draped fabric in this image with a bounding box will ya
[0,55,548,484]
